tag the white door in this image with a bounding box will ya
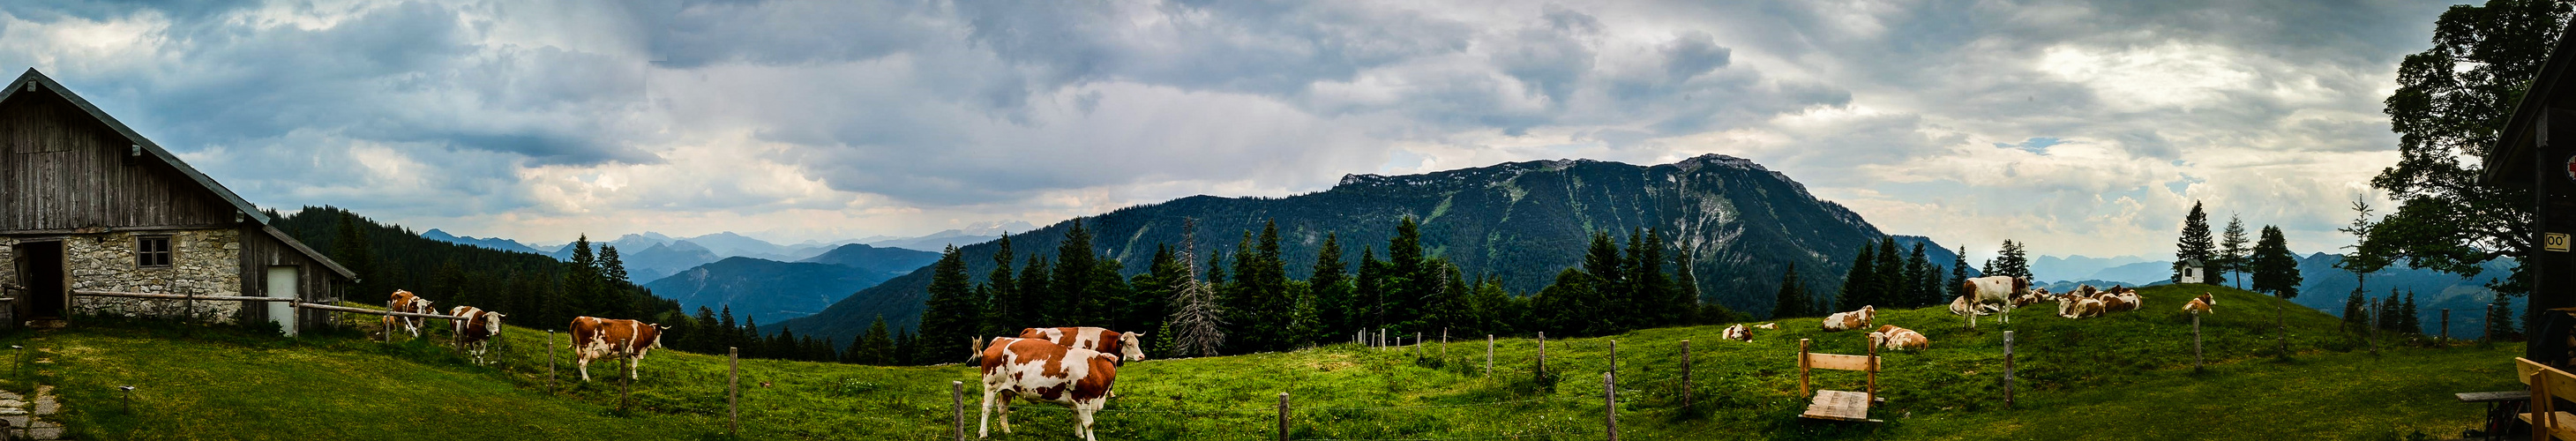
[267,266,298,337]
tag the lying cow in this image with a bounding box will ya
[2058,295,2107,319]
[1960,276,2029,324]
[2182,293,2217,315]
[2016,288,2055,307]
[450,306,505,365]
[1017,327,1148,363]
[386,289,435,339]
[1822,305,1876,332]
[1720,324,1754,342]
[1755,323,1778,330]
[2098,290,2143,312]
[569,317,664,382]
[976,337,1120,441]
[1870,325,1929,351]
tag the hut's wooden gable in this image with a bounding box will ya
[0,86,244,231]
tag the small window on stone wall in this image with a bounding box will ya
[137,236,172,268]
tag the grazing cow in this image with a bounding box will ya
[449,306,505,364]
[2182,293,2217,315]
[2057,295,2107,319]
[1960,276,2030,324]
[1870,325,1930,351]
[976,337,1120,441]
[1720,324,1754,342]
[568,317,665,382]
[386,289,435,339]
[1950,295,2002,328]
[1822,305,1876,332]
[1017,327,1149,363]
[1755,323,1778,330]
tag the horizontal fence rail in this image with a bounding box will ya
[73,289,457,320]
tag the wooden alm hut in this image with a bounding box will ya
[0,68,355,335]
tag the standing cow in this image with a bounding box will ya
[450,306,505,365]
[975,337,1120,441]
[386,289,435,339]
[1017,327,1148,363]
[1958,276,2029,325]
[568,317,664,381]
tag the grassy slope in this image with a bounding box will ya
[11,285,2520,440]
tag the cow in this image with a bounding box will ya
[2099,290,2144,312]
[975,337,1120,441]
[1720,324,1754,342]
[2015,288,2055,307]
[568,317,664,382]
[2073,284,2100,298]
[1870,325,1930,351]
[2182,293,2217,315]
[1822,305,1876,332]
[386,289,435,339]
[1960,276,2029,324]
[2057,295,2107,319]
[449,306,505,365]
[1950,295,2001,328]
[1017,327,1148,363]
[1755,323,1778,330]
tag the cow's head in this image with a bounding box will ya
[648,324,667,348]
[390,289,415,308]
[1875,325,1900,334]
[1117,332,1148,363]
[2199,293,2216,304]
[483,312,505,336]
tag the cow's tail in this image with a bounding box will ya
[968,336,988,365]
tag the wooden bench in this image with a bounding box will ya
[2519,357,2576,440]
[1798,337,1884,422]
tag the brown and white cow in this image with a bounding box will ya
[2182,293,2217,315]
[568,317,664,382]
[1950,295,2001,328]
[2015,288,2055,308]
[2098,290,2143,312]
[1822,305,1876,332]
[1017,327,1148,363]
[449,306,505,364]
[386,289,435,339]
[975,337,1120,441]
[1870,325,1929,351]
[1961,276,2029,324]
[1754,323,1778,330]
[2057,295,2107,319]
[1720,324,1754,342]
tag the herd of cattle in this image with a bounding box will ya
[1714,276,2222,352]
[378,289,665,382]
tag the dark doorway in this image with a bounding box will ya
[11,241,65,325]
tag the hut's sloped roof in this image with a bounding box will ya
[0,68,356,280]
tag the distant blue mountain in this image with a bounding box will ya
[798,243,940,277]
[644,257,896,324]
[420,229,547,255]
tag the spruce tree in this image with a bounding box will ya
[917,245,980,364]
[2175,201,2215,283]
[1312,234,1352,336]
[1836,243,1876,311]
[2220,215,2250,288]
[1951,246,1973,299]
[1017,257,1052,325]
[1997,240,2033,280]
[2401,291,2422,334]
[1772,263,1808,318]
[599,245,630,318]
[1628,228,1673,327]
[857,315,895,365]
[1387,217,1433,333]
[567,235,600,315]
[1874,236,1904,308]
[1354,247,1385,332]
[2250,225,2303,355]
[983,233,1018,337]
[1903,242,1932,308]
[1054,220,1101,325]
[1584,231,1628,328]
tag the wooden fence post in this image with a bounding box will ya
[952,381,966,441]
[729,347,740,437]
[1603,371,1618,441]
[619,359,632,411]
[1537,332,1547,377]
[1277,392,1290,441]
[1486,334,1494,377]
[1681,340,1693,411]
[1608,340,1618,386]
[2193,313,2204,368]
[2003,331,2015,409]
[1442,328,1449,359]
[546,330,557,392]
[2442,309,2451,343]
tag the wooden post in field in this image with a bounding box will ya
[2442,309,2451,342]
[2003,331,2015,409]
[1442,328,1449,359]
[1603,371,1618,441]
[1276,392,1289,441]
[729,347,740,437]
[1486,334,1494,377]
[2193,313,2204,368]
[952,381,966,441]
[1681,340,1693,411]
[1538,332,1547,377]
[1608,340,1618,385]
[546,330,557,392]
[1414,333,1422,355]
[619,359,632,411]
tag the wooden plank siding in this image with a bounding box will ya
[238,226,342,330]
[0,89,240,233]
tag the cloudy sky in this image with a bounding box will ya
[0,0,2454,260]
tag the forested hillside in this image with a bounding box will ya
[783,154,1945,348]
[268,206,680,332]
